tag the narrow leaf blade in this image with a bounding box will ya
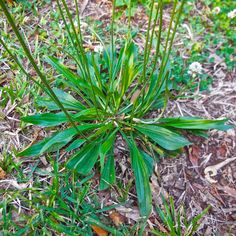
[126,137,152,217]
[159,117,233,131]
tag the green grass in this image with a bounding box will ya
[0,155,122,235]
[151,195,210,236]
[170,0,236,91]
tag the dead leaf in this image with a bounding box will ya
[7,0,14,4]
[188,145,200,166]
[130,89,141,104]
[130,86,149,104]
[154,218,168,233]
[151,174,169,205]
[116,206,141,222]
[217,143,228,157]
[109,211,125,226]
[210,186,225,206]
[40,156,48,166]
[0,110,6,120]
[18,127,41,157]
[227,129,235,137]
[91,225,108,236]
[214,69,226,79]
[0,179,29,189]
[0,167,6,180]
[67,64,77,71]
[81,0,89,15]
[217,185,236,199]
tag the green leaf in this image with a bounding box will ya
[17,123,101,157]
[65,139,85,152]
[37,88,85,111]
[40,128,77,154]
[155,196,176,234]
[141,151,154,177]
[99,153,116,190]
[22,108,103,127]
[46,218,81,235]
[150,230,167,236]
[135,125,191,151]
[67,141,101,175]
[98,130,117,190]
[74,108,104,121]
[159,117,233,131]
[189,205,211,233]
[66,123,113,175]
[99,129,117,170]
[17,138,50,158]
[17,128,77,157]
[126,137,152,217]
[46,56,89,90]
[115,0,129,7]
[189,129,209,138]
[21,112,70,127]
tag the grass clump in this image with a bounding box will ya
[0,0,232,220]
[151,195,210,236]
[0,155,122,235]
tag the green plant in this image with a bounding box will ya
[156,0,236,92]
[0,152,22,175]
[0,155,122,235]
[0,0,232,218]
[151,195,210,236]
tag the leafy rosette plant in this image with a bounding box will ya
[0,0,232,217]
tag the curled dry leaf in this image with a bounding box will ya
[0,167,6,180]
[204,157,236,183]
[91,225,108,236]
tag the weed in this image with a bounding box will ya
[0,0,232,219]
[151,195,210,236]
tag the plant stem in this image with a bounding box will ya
[128,0,132,38]
[141,0,155,83]
[59,0,103,120]
[142,0,185,115]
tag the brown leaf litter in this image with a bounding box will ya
[0,167,6,180]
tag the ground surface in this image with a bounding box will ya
[0,0,236,235]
